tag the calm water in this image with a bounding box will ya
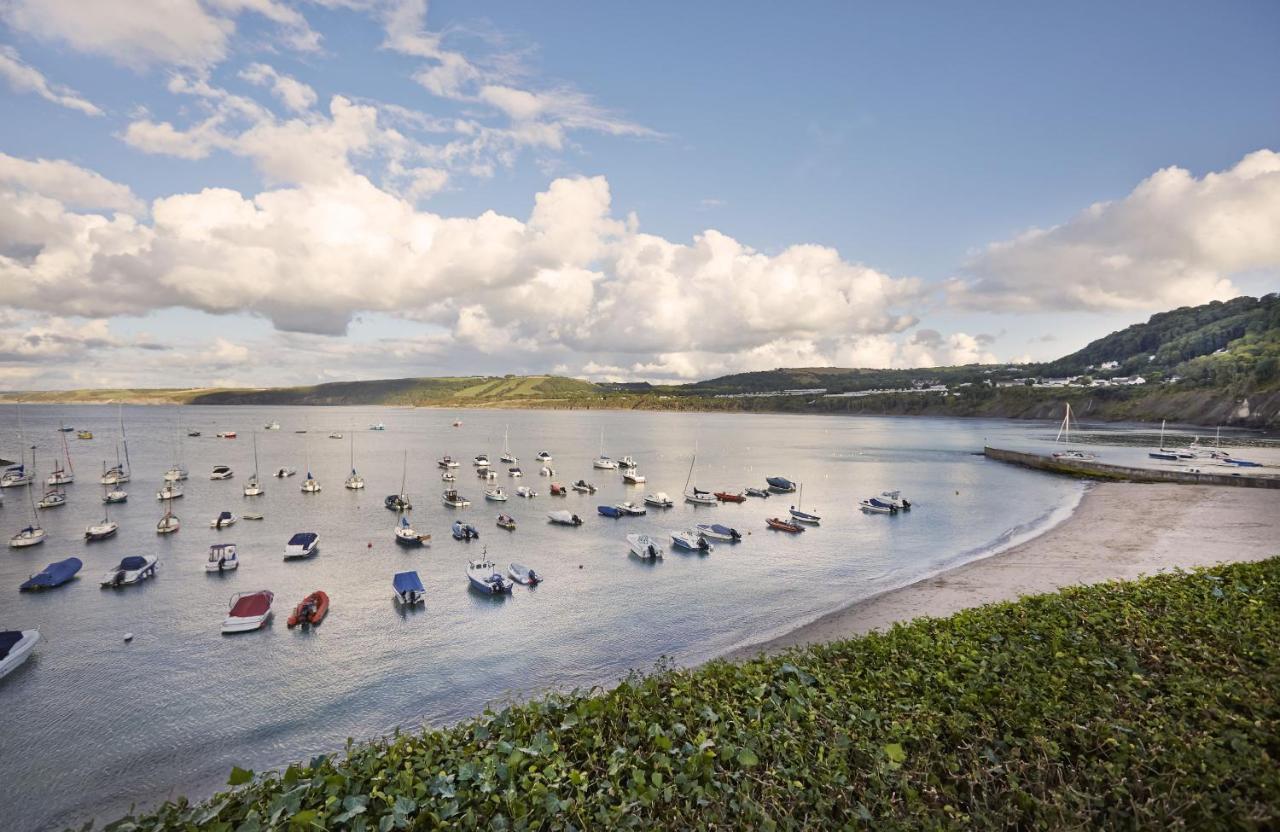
[1,405,1084,831]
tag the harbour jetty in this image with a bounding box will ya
[984,446,1280,489]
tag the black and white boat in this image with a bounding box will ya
[0,630,40,680]
[101,555,157,587]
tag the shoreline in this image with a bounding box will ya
[724,482,1280,661]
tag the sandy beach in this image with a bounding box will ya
[727,482,1280,660]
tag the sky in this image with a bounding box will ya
[1,0,1278,390]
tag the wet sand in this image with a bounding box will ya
[726,482,1280,660]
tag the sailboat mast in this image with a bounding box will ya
[684,454,695,492]
[118,402,131,475]
[252,430,260,477]
[61,425,74,474]
[401,449,407,495]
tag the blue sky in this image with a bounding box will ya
[1,0,1278,388]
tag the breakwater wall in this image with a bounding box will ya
[983,446,1280,489]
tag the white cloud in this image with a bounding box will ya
[240,62,317,112]
[0,45,102,115]
[952,149,1280,312]
[0,152,145,213]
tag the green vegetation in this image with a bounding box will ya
[105,558,1280,830]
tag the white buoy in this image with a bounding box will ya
[123,633,134,642]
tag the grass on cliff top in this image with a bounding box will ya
[100,558,1280,830]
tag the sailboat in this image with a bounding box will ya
[344,429,365,489]
[86,485,119,540]
[243,431,264,496]
[9,447,47,548]
[500,424,517,464]
[1051,403,1096,461]
[100,403,131,484]
[683,451,716,505]
[2,406,32,489]
[164,407,189,481]
[787,483,821,524]
[593,428,618,469]
[47,425,75,485]
[1148,420,1182,461]
[35,450,66,509]
[157,491,180,534]
[385,450,412,510]
[301,425,321,492]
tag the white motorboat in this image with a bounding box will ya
[618,456,637,469]
[274,467,296,478]
[547,510,583,526]
[329,432,344,440]
[622,470,645,484]
[437,456,460,468]
[103,488,128,503]
[615,501,647,516]
[442,489,470,508]
[571,479,596,494]
[695,523,741,542]
[442,471,457,481]
[265,421,281,431]
[101,555,157,587]
[395,515,430,546]
[205,543,239,572]
[9,525,46,548]
[536,451,553,462]
[644,492,674,508]
[210,511,237,529]
[467,557,513,594]
[508,467,523,478]
[284,532,319,559]
[626,533,663,559]
[745,487,771,499]
[221,590,273,633]
[163,466,188,482]
[0,630,41,680]
[369,422,385,431]
[474,454,490,467]
[515,486,536,498]
[671,530,713,552]
[484,486,508,501]
[508,563,542,585]
[156,483,184,500]
[452,520,480,541]
[860,498,896,514]
[878,490,911,510]
[393,571,425,605]
[210,465,233,480]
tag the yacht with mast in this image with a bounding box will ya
[1051,403,1096,461]
[500,424,517,464]
[47,426,75,485]
[164,408,189,482]
[385,450,412,510]
[9,448,46,548]
[592,428,618,469]
[683,450,717,505]
[344,430,365,489]
[99,404,132,484]
[244,431,264,496]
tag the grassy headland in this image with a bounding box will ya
[105,557,1280,830]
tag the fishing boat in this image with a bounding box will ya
[287,591,329,628]
[437,456,460,469]
[344,431,364,489]
[369,422,385,431]
[210,511,237,529]
[547,510,583,526]
[395,515,430,546]
[515,485,536,498]
[442,489,470,508]
[484,486,508,501]
[683,452,717,505]
[244,431,264,496]
[508,466,523,478]
[571,479,596,494]
[1051,403,1097,461]
[500,425,517,464]
[101,555,157,587]
[598,504,623,518]
[714,491,746,503]
[156,482,183,500]
[77,430,93,440]
[221,590,273,633]
[615,501,647,516]
[509,563,541,585]
[274,467,296,478]
[265,421,280,431]
[626,533,663,559]
[496,514,517,530]
[788,484,821,524]
[644,492,674,508]
[766,476,796,493]
[204,543,239,571]
[393,571,425,605]
[536,451,553,462]
[550,482,567,496]
[20,558,82,591]
[860,498,897,514]
[766,517,804,533]
[467,556,513,594]
[879,490,912,510]
[745,487,771,499]
[593,429,618,469]
[156,499,180,534]
[48,428,75,485]
[284,532,319,560]
[622,469,645,484]
[671,530,713,552]
[210,465,233,480]
[0,630,40,680]
[103,487,128,503]
[696,523,741,542]
[451,520,480,541]
[474,453,490,467]
[301,471,321,493]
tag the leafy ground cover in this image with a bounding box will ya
[98,557,1280,830]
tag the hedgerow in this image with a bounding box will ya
[98,557,1280,830]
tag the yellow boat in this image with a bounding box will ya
[77,430,93,440]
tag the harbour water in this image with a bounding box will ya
[1,405,1084,831]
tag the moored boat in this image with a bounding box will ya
[222,590,273,633]
[284,532,319,560]
[788,484,821,524]
[598,504,623,518]
[615,501,647,516]
[515,486,536,498]
[571,479,596,493]
[550,482,567,496]
[1,464,31,488]
[156,483,183,500]
[671,530,713,552]
[205,543,239,571]
[547,510,583,526]
[103,487,128,503]
[714,491,746,503]
[766,517,804,533]
[626,533,663,559]
[36,488,66,509]
[879,490,911,509]
[696,523,741,542]
[860,498,897,514]
[467,556,513,594]
[485,486,508,501]
[508,563,541,585]
[452,520,480,541]
[287,591,329,628]
[395,515,430,546]
[442,489,470,508]
[745,487,771,499]
[20,558,82,591]
[496,513,517,530]
[77,430,93,440]
[393,571,425,605]
[274,467,297,478]
[210,511,237,529]
[437,456,459,468]
[622,470,645,484]
[536,451,553,462]
[101,555,157,587]
[766,476,796,493]
[10,525,46,547]
[644,492,674,508]
[0,630,40,680]
[210,465,233,480]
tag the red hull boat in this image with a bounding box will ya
[766,517,804,533]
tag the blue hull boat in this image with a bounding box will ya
[597,505,623,518]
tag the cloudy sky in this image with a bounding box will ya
[1,1,1278,389]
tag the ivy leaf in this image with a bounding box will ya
[228,767,255,786]
[883,743,906,764]
[737,748,759,768]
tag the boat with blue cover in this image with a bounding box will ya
[766,476,796,493]
[101,555,157,587]
[597,505,623,518]
[21,557,82,591]
[452,520,479,541]
[284,532,319,560]
[696,523,741,542]
[393,571,425,605]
